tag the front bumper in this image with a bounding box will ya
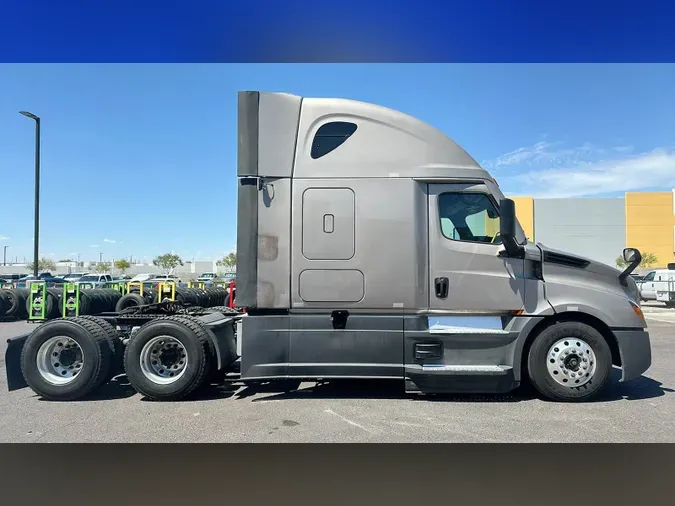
[613,329,652,382]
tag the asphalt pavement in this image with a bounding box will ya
[1,304,673,442]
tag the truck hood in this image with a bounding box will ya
[536,243,621,278]
[535,242,639,302]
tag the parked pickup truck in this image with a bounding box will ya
[637,266,675,308]
[75,274,113,288]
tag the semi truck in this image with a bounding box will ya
[4,90,652,403]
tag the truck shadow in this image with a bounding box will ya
[35,369,671,403]
[35,374,139,402]
[238,371,672,404]
[585,370,674,403]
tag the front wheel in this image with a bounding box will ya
[527,321,613,402]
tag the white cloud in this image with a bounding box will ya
[483,141,620,171]
[499,147,675,198]
[103,238,116,244]
[484,141,559,169]
[90,244,99,248]
[0,235,9,241]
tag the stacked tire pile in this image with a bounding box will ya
[26,288,64,319]
[0,287,123,320]
[0,288,30,320]
[115,286,158,312]
[115,286,230,312]
[66,288,124,316]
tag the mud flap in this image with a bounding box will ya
[5,334,29,391]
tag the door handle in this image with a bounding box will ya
[434,277,449,299]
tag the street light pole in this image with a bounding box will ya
[3,245,7,266]
[20,111,40,278]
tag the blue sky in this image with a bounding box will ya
[1,64,674,263]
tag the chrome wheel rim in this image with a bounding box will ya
[139,336,188,385]
[36,336,84,385]
[546,338,597,387]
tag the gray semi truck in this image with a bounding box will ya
[4,90,651,403]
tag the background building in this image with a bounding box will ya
[512,190,675,269]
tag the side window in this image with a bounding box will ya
[644,272,655,281]
[438,192,501,244]
[311,121,358,159]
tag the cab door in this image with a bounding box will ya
[427,183,526,312]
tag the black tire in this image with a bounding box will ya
[20,318,113,400]
[527,321,612,402]
[170,315,221,383]
[25,289,60,319]
[2,288,26,318]
[0,292,7,317]
[76,316,124,377]
[123,316,214,401]
[115,293,147,312]
[665,301,675,309]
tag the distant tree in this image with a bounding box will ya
[114,258,131,274]
[58,258,73,263]
[26,257,57,273]
[640,252,659,268]
[216,252,236,268]
[153,253,183,274]
[95,261,111,273]
[616,251,659,269]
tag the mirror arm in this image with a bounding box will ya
[619,249,642,286]
[499,239,525,258]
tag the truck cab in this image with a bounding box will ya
[234,90,652,402]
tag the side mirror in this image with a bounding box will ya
[499,198,523,257]
[619,247,642,286]
[623,248,640,264]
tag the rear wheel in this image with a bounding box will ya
[76,316,124,377]
[527,321,612,402]
[20,318,113,400]
[123,317,214,401]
